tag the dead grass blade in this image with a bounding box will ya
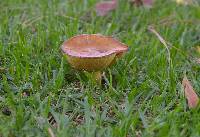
[147,25,172,70]
[148,26,171,59]
[48,127,56,137]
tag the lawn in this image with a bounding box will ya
[0,0,200,136]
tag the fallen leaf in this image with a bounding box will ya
[95,0,117,16]
[182,76,199,109]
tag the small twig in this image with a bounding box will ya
[48,128,56,137]
[148,25,171,68]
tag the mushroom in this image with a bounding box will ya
[61,34,128,85]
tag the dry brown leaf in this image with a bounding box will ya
[182,76,199,109]
[95,0,117,16]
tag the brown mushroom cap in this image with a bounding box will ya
[61,34,128,71]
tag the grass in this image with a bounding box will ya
[0,0,200,136]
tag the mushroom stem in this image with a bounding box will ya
[91,71,102,85]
